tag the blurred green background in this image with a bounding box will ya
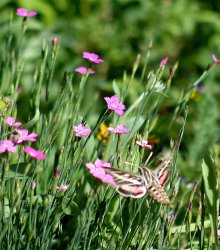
[2,0,220,81]
[0,0,219,180]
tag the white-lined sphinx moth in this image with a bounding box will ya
[103,153,173,205]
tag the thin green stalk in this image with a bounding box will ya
[141,41,152,82]
[119,198,145,250]
[46,43,59,101]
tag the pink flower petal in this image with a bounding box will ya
[0,140,16,153]
[15,129,38,144]
[52,37,57,45]
[31,181,36,189]
[211,53,220,66]
[6,117,15,126]
[16,8,37,17]
[136,140,152,149]
[16,8,27,16]
[23,147,46,160]
[57,184,69,191]
[75,66,95,75]
[160,57,169,68]
[212,53,218,62]
[6,117,22,128]
[104,95,126,116]
[27,11,38,17]
[101,173,116,186]
[73,124,91,137]
[85,159,116,186]
[83,52,104,64]
[108,124,129,135]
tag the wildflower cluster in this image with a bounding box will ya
[75,53,154,184]
[0,7,216,249]
[0,116,46,160]
[73,53,127,139]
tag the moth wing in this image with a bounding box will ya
[147,180,171,205]
[140,166,171,205]
[116,184,147,198]
[154,143,178,186]
[153,160,170,186]
[103,167,147,198]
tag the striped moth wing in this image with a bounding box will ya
[103,167,147,198]
[140,166,171,205]
[153,156,172,186]
[154,142,178,186]
[140,148,176,205]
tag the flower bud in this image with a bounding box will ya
[52,37,57,45]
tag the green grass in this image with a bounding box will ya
[0,12,219,250]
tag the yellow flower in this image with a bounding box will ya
[97,123,110,143]
[190,90,200,101]
[0,96,10,115]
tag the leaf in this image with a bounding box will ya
[27,195,43,205]
[85,134,97,160]
[3,198,12,218]
[8,162,30,177]
[104,196,121,235]
[122,116,145,147]
[22,108,40,129]
[112,80,121,98]
[202,152,219,247]
[62,196,79,215]
[7,162,42,178]
[124,93,145,117]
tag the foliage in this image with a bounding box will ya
[0,2,219,249]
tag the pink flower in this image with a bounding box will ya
[107,124,129,135]
[31,181,36,190]
[57,184,69,192]
[16,8,37,17]
[6,117,22,128]
[136,140,152,149]
[87,159,111,169]
[23,147,46,160]
[15,129,38,144]
[83,52,104,64]
[73,124,91,137]
[212,53,220,66]
[0,140,16,153]
[217,229,220,237]
[104,95,126,116]
[160,57,168,68]
[75,66,95,75]
[86,159,116,186]
[52,37,57,45]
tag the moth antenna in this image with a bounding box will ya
[124,161,135,166]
